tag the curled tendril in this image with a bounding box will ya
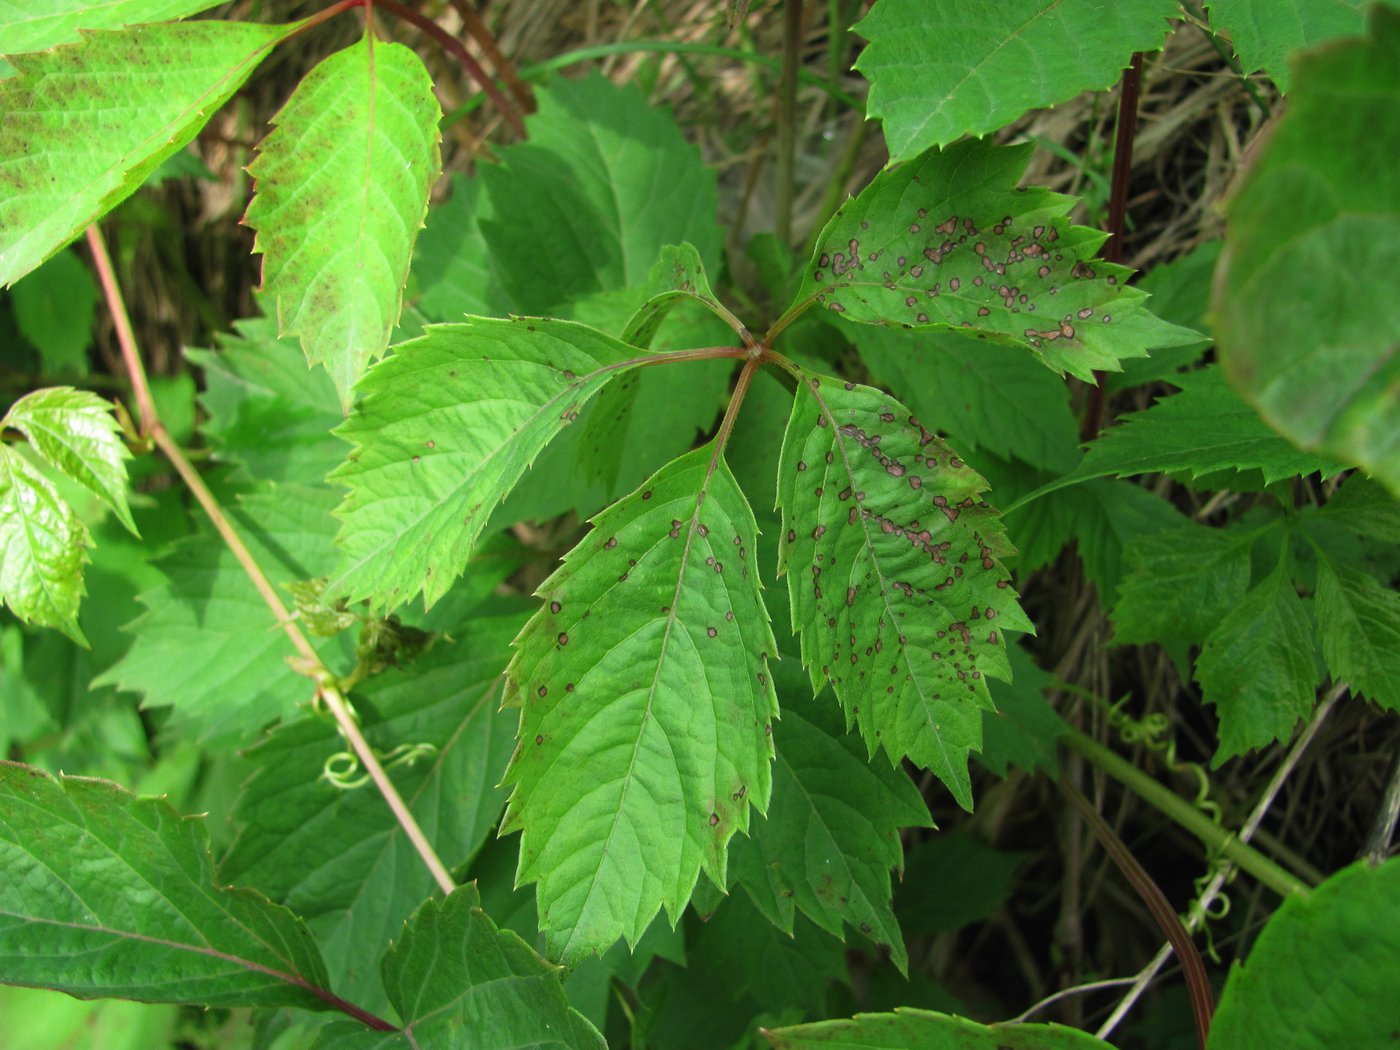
[321,742,440,790]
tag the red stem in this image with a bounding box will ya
[447,0,535,114]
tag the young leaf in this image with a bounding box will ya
[500,443,778,964]
[1214,7,1400,494]
[479,73,724,315]
[0,762,347,1015]
[775,372,1032,810]
[311,885,605,1050]
[330,317,639,612]
[728,688,933,974]
[765,1008,1116,1048]
[221,613,523,1009]
[1314,558,1400,712]
[618,242,730,347]
[790,139,1198,381]
[854,0,1177,161]
[1203,0,1387,91]
[1113,523,1256,648]
[0,1,222,54]
[1195,562,1318,764]
[1208,859,1400,1050]
[245,36,442,407]
[3,387,134,533]
[0,19,290,287]
[0,446,89,643]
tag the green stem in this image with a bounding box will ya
[775,0,802,248]
[1062,726,1312,899]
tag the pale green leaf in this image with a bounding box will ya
[330,318,640,612]
[501,444,778,964]
[1204,0,1395,90]
[479,73,723,314]
[1195,562,1318,764]
[792,139,1199,381]
[765,1007,1115,1048]
[3,386,134,532]
[95,483,351,744]
[246,37,442,406]
[855,0,1177,160]
[0,1,220,54]
[1215,8,1400,494]
[0,987,174,1050]
[729,689,932,973]
[0,19,289,287]
[1314,558,1400,712]
[1208,859,1400,1050]
[1113,523,1256,648]
[854,325,1080,472]
[0,446,88,643]
[312,885,605,1050]
[776,372,1032,810]
[0,761,337,1012]
[221,614,523,1011]
[10,248,97,374]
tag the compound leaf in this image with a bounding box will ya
[311,884,605,1050]
[3,387,134,533]
[729,688,932,973]
[1113,523,1256,648]
[618,242,728,347]
[855,0,1177,160]
[0,1,221,54]
[1214,8,1400,494]
[1314,557,1400,712]
[0,446,89,643]
[330,318,638,612]
[501,444,778,965]
[1204,0,1393,91]
[1195,561,1318,764]
[0,762,339,1014]
[0,18,289,287]
[246,36,441,407]
[791,139,1198,381]
[765,1007,1115,1049]
[776,372,1032,810]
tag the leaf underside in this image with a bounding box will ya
[776,373,1032,810]
[501,444,778,965]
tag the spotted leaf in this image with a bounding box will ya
[330,318,640,612]
[790,138,1199,382]
[501,443,778,964]
[776,372,1031,810]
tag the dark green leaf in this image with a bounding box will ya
[501,444,778,964]
[1203,0,1395,90]
[1113,523,1256,648]
[894,832,1028,936]
[776,372,1032,810]
[978,642,1065,778]
[1314,558,1400,712]
[9,248,97,374]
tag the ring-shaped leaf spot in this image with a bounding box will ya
[501,443,778,964]
[776,372,1031,810]
[330,317,641,612]
[790,139,1199,382]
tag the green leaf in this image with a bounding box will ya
[0,1,221,54]
[1113,522,1256,648]
[0,19,289,287]
[311,885,605,1050]
[855,0,1177,161]
[410,174,504,321]
[0,987,174,1050]
[95,483,350,744]
[0,446,89,643]
[1214,8,1400,494]
[221,614,522,1010]
[853,325,1080,473]
[0,761,338,1013]
[1195,561,1318,764]
[895,832,1028,937]
[729,689,933,973]
[978,642,1065,778]
[776,372,1032,810]
[618,242,729,347]
[3,386,134,532]
[765,1007,1115,1048]
[1204,0,1393,91]
[501,443,778,964]
[10,248,97,374]
[1208,859,1400,1050]
[1306,474,1400,543]
[246,37,442,407]
[479,73,723,314]
[330,317,639,612]
[1109,240,1217,390]
[1314,558,1400,712]
[792,139,1198,381]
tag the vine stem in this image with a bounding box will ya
[446,0,534,114]
[85,225,457,900]
[774,0,802,247]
